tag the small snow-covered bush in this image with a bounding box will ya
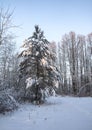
[0,91,18,113]
[78,83,92,97]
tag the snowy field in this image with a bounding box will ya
[0,96,92,130]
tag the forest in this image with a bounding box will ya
[0,8,92,114]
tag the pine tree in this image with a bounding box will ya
[19,25,59,103]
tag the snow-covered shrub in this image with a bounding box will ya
[78,83,92,97]
[0,91,18,113]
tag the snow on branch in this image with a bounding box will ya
[26,77,36,89]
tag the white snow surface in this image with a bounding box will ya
[0,96,92,130]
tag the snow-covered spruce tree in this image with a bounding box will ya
[19,25,59,104]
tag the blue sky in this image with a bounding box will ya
[0,0,92,48]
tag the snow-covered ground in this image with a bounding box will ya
[0,96,92,130]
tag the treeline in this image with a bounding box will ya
[0,8,19,91]
[0,8,19,113]
[57,32,92,96]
